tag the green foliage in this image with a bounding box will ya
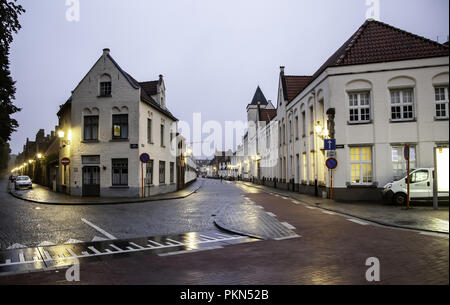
[0,138,10,171]
[0,0,25,142]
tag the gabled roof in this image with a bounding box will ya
[259,108,277,123]
[108,54,177,121]
[312,19,449,80]
[282,75,313,103]
[250,86,268,105]
[282,20,449,104]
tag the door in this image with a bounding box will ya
[409,169,431,199]
[82,166,100,197]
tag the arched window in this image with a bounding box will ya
[99,74,112,97]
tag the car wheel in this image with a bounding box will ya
[393,193,407,206]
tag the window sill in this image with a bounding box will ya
[347,120,372,125]
[148,141,154,145]
[97,95,112,98]
[110,185,129,188]
[345,182,379,188]
[82,140,99,143]
[161,145,166,148]
[434,116,449,121]
[389,119,416,123]
[110,139,129,142]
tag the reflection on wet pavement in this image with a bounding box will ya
[0,230,258,274]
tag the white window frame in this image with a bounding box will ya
[350,147,373,185]
[348,91,371,123]
[390,88,415,121]
[391,145,416,179]
[435,86,449,119]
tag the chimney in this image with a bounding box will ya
[103,48,110,56]
[280,66,285,74]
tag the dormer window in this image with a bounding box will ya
[99,74,112,97]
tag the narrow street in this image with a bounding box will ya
[0,177,448,284]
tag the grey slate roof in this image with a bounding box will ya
[250,86,268,105]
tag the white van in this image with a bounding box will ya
[383,168,449,205]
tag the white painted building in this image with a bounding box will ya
[57,49,179,197]
[276,20,449,201]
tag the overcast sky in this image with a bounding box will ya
[9,0,449,155]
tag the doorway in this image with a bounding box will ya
[82,166,100,197]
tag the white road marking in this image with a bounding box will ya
[166,238,183,245]
[274,234,302,240]
[88,246,101,254]
[92,236,108,242]
[7,243,27,250]
[81,218,117,240]
[19,253,25,263]
[419,232,449,238]
[129,242,145,249]
[66,248,78,257]
[281,222,296,230]
[322,210,336,215]
[109,244,124,252]
[148,240,164,247]
[347,219,370,226]
[64,238,83,245]
[266,212,277,217]
[43,251,52,260]
[38,241,56,247]
[158,246,223,257]
[5,259,11,264]
[304,206,317,210]
[291,200,301,204]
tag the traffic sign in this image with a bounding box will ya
[140,153,150,163]
[324,139,336,151]
[326,158,338,170]
[61,158,70,166]
[404,145,410,161]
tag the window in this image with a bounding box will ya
[301,111,306,137]
[289,120,292,142]
[160,124,165,146]
[435,87,449,119]
[350,147,372,184]
[392,145,416,178]
[146,160,153,185]
[295,116,299,139]
[309,152,315,182]
[390,89,414,121]
[112,159,128,185]
[309,107,314,133]
[410,170,429,183]
[112,114,128,139]
[266,128,270,149]
[159,161,165,184]
[147,119,152,142]
[348,92,370,123]
[170,162,174,183]
[83,116,99,140]
[302,154,307,182]
[100,81,111,97]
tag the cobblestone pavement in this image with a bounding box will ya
[1,189,447,285]
[236,181,449,234]
[0,177,254,250]
[215,196,297,239]
[9,180,201,204]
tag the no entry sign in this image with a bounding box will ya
[61,157,70,166]
[140,153,150,163]
[326,158,338,170]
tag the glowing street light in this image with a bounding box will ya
[37,153,43,159]
[58,131,65,138]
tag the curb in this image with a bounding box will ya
[237,181,449,235]
[8,182,202,206]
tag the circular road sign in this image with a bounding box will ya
[61,157,70,166]
[140,153,150,163]
[326,158,338,170]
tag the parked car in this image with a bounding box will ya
[14,176,33,190]
[383,168,449,205]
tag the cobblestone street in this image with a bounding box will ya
[0,177,448,285]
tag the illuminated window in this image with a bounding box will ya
[350,147,372,184]
[309,152,315,182]
[302,153,307,182]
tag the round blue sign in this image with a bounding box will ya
[140,153,150,163]
[326,158,338,170]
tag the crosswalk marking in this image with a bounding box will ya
[347,219,370,226]
[281,222,296,230]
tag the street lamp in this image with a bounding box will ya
[37,153,43,159]
[58,131,65,138]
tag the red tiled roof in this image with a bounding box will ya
[259,108,277,123]
[283,76,313,102]
[313,20,449,80]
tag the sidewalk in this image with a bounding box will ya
[8,180,202,205]
[236,181,449,234]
